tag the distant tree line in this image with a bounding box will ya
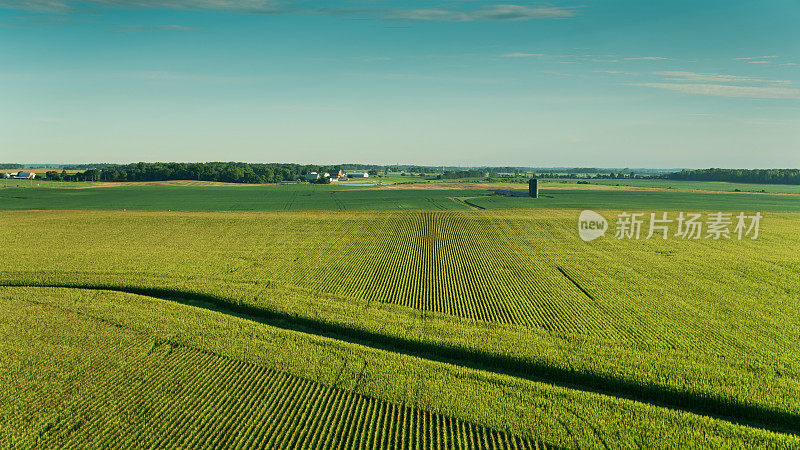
[536,171,642,179]
[556,167,601,174]
[341,164,387,171]
[664,168,800,185]
[436,170,487,180]
[45,162,343,184]
[345,165,619,175]
[37,163,800,185]
[0,163,24,169]
[48,163,674,178]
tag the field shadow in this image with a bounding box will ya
[5,281,799,438]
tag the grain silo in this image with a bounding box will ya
[528,178,539,198]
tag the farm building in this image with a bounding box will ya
[13,172,35,179]
[306,172,330,182]
[348,172,369,178]
[328,169,343,182]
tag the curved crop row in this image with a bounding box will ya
[36,343,544,449]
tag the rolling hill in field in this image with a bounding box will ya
[2,205,799,447]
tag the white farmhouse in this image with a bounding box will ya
[306,172,331,182]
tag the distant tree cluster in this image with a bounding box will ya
[46,162,342,184]
[437,170,487,180]
[341,164,386,172]
[0,163,24,169]
[536,171,640,180]
[310,176,331,184]
[560,167,601,174]
[664,168,800,185]
[41,163,800,186]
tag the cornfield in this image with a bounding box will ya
[2,209,799,448]
[43,345,541,449]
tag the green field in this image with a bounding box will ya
[2,294,533,448]
[0,184,476,211]
[544,178,800,194]
[2,204,799,447]
[465,189,800,211]
[1,183,799,211]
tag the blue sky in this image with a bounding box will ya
[1,1,798,167]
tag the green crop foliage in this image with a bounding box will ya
[0,295,542,449]
[464,189,800,210]
[2,287,795,449]
[0,184,476,211]
[1,183,799,211]
[541,178,800,194]
[1,208,799,447]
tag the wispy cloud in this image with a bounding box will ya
[382,5,575,22]
[0,0,280,13]
[655,71,790,85]
[622,56,669,61]
[632,83,800,99]
[501,52,545,58]
[584,57,619,63]
[347,71,507,84]
[0,13,83,27]
[158,24,195,31]
[112,24,198,33]
[499,52,669,65]
[734,55,778,60]
[594,69,636,75]
[0,1,577,22]
[734,55,780,65]
[633,69,800,99]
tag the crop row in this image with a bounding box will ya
[276,212,614,335]
[37,343,543,449]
